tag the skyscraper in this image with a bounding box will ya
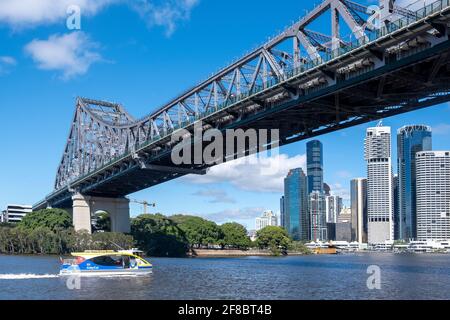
[365,125,394,244]
[416,151,450,241]
[393,174,400,240]
[397,125,432,240]
[309,191,327,241]
[256,210,278,231]
[307,140,324,194]
[350,178,368,243]
[280,196,285,228]
[283,168,309,241]
[325,195,343,224]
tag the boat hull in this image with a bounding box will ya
[60,267,153,277]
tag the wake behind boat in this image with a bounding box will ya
[60,249,153,276]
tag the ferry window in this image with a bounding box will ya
[91,256,122,266]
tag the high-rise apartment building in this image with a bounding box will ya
[397,125,432,240]
[307,140,324,194]
[309,191,327,241]
[325,195,343,224]
[365,125,394,244]
[350,178,368,243]
[283,168,309,241]
[256,210,278,231]
[416,151,450,241]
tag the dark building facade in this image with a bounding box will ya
[397,125,432,240]
[283,168,309,241]
[307,140,324,194]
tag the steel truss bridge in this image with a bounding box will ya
[35,0,450,211]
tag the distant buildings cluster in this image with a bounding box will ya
[280,123,450,245]
[1,204,32,224]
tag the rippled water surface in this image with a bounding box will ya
[1,253,450,300]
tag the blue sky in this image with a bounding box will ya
[1,0,449,229]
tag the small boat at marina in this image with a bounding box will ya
[60,249,153,276]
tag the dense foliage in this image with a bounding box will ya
[171,215,224,248]
[0,209,133,255]
[0,209,304,257]
[131,214,189,257]
[220,222,252,250]
[256,226,292,256]
[18,209,72,231]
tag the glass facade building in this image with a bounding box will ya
[397,125,432,240]
[283,168,309,241]
[307,140,324,194]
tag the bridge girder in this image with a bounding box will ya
[34,0,450,211]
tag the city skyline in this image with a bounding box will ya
[1,0,450,230]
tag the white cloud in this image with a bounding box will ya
[24,32,102,79]
[329,182,350,201]
[183,207,265,225]
[184,153,306,193]
[0,0,118,29]
[0,55,16,75]
[0,0,199,36]
[131,0,199,36]
[192,188,236,204]
[432,123,450,135]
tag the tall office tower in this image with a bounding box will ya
[416,151,450,241]
[280,196,285,228]
[365,125,394,244]
[350,178,368,243]
[397,125,432,240]
[309,191,327,241]
[325,195,343,224]
[283,168,309,241]
[393,175,400,240]
[307,140,324,194]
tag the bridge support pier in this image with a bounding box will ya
[72,194,131,234]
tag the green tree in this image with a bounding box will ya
[18,209,72,232]
[220,222,251,250]
[131,214,189,257]
[256,226,292,256]
[92,211,111,232]
[171,215,224,248]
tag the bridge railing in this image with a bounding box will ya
[51,0,450,196]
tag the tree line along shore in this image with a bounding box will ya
[0,209,311,257]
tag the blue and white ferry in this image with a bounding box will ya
[60,249,153,276]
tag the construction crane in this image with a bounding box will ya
[130,199,156,214]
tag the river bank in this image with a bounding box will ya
[190,249,309,257]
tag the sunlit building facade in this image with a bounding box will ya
[416,151,450,241]
[310,191,327,241]
[365,125,394,244]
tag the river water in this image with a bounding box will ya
[1,253,450,300]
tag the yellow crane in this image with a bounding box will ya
[130,199,156,214]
